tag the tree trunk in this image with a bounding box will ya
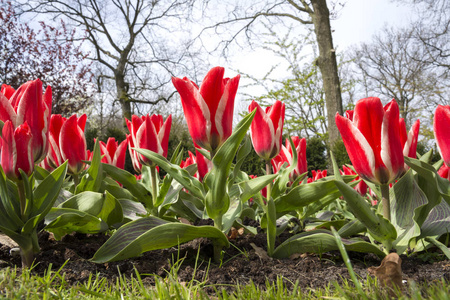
[310,0,343,150]
[116,74,132,122]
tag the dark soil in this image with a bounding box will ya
[0,229,449,294]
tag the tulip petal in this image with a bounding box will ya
[215,74,239,143]
[0,91,17,126]
[112,140,128,170]
[335,113,376,182]
[434,105,450,166]
[60,114,87,174]
[172,76,211,150]
[380,100,404,183]
[403,119,420,158]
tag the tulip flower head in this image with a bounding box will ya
[335,97,405,185]
[0,79,52,163]
[172,67,240,153]
[249,100,285,161]
[126,114,172,168]
[307,169,327,183]
[99,138,127,169]
[434,105,450,167]
[1,121,34,180]
[271,136,307,182]
[47,114,87,175]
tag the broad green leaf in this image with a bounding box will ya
[335,180,397,248]
[133,149,205,201]
[119,199,147,222]
[304,219,348,231]
[390,170,428,254]
[405,156,450,202]
[425,237,450,259]
[222,199,242,234]
[59,191,123,226]
[102,163,153,208]
[34,166,50,181]
[205,109,256,220]
[104,184,137,202]
[76,140,103,194]
[45,208,109,240]
[0,166,22,229]
[275,178,355,213]
[31,162,68,217]
[338,219,366,237]
[238,174,277,203]
[91,216,229,263]
[232,136,252,180]
[420,199,450,239]
[272,229,385,258]
[267,197,277,256]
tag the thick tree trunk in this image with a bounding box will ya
[310,0,343,150]
[116,73,132,122]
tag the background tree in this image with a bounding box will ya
[17,0,200,121]
[351,26,447,142]
[0,0,94,115]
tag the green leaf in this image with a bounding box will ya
[275,178,355,213]
[405,156,450,202]
[76,139,103,194]
[91,216,229,263]
[272,229,385,258]
[119,199,147,222]
[31,162,68,217]
[0,166,23,230]
[338,219,366,238]
[59,191,123,226]
[334,180,397,248]
[205,109,256,220]
[425,237,450,259]
[238,174,278,203]
[420,199,450,239]
[102,163,153,208]
[45,208,109,240]
[390,170,428,253]
[133,149,205,201]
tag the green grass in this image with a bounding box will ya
[1,264,450,299]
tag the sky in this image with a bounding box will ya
[228,0,416,100]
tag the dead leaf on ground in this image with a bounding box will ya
[368,252,403,293]
[250,243,271,261]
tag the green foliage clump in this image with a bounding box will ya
[306,137,327,172]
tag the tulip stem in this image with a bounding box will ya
[381,184,391,221]
[265,162,272,200]
[17,180,27,222]
[150,165,158,208]
[72,174,80,187]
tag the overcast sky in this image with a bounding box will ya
[227,0,416,102]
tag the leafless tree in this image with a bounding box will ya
[200,0,345,150]
[352,26,447,130]
[15,0,200,121]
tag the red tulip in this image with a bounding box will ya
[126,114,172,167]
[434,105,450,167]
[99,138,127,169]
[335,97,404,185]
[126,134,142,173]
[249,100,285,161]
[180,146,212,182]
[47,114,87,175]
[307,169,327,183]
[341,165,368,196]
[399,118,420,159]
[172,67,240,153]
[271,137,307,182]
[0,79,52,163]
[1,121,33,180]
[438,164,450,181]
